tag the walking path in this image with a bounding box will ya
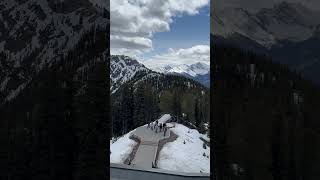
[131,123,170,169]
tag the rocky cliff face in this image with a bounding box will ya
[110,55,151,93]
[212,2,320,48]
[212,1,320,85]
[0,0,108,103]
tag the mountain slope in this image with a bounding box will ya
[0,1,109,179]
[212,44,320,180]
[0,0,108,104]
[110,55,152,94]
[111,56,209,97]
[150,62,210,87]
[212,1,320,85]
[212,2,320,48]
[111,56,210,137]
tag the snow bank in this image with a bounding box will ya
[157,114,171,124]
[110,130,138,164]
[158,123,210,173]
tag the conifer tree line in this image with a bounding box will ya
[0,25,109,180]
[212,44,320,180]
[111,73,210,138]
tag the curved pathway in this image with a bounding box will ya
[131,124,170,169]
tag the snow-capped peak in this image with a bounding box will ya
[152,62,210,77]
[110,55,150,93]
[212,1,320,48]
[0,0,108,103]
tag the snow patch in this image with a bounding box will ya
[157,114,171,124]
[110,129,138,164]
[158,123,210,173]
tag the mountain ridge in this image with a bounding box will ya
[212,1,320,85]
[0,0,108,103]
[146,62,210,87]
[212,1,320,48]
[110,55,210,93]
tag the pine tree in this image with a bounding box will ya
[73,60,108,179]
[172,90,182,122]
[133,84,146,127]
[195,99,200,128]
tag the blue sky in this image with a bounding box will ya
[143,5,210,59]
[111,0,210,68]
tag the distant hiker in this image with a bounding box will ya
[153,122,156,130]
[147,122,150,128]
[159,123,162,132]
[163,123,167,136]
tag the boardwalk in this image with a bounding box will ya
[131,124,170,169]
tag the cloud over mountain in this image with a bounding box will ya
[143,45,210,69]
[110,0,209,56]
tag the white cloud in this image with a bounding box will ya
[110,0,209,56]
[143,45,210,69]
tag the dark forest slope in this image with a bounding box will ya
[0,24,109,180]
[212,44,320,180]
[111,70,210,137]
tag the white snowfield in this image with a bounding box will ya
[157,114,171,124]
[110,113,171,164]
[110,130,137,164]
[110,114,210,174]
[158,123,210,173]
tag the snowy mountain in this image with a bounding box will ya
[110,55,154,93]
[212,1,320,84]
[212,2,320,48]
[155,62,209,77]
[0,0,108,103]
[110,55,211,94]
[150,62,210,87]
[0,1,109,179]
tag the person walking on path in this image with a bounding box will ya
[163,123,167,136]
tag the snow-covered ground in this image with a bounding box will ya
[110,130,138,164]
[110,114,170,164]
[158,123,210,173]
[157,114,171,124]
[110,114,210,174]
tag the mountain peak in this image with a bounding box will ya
[145,62,210,87]
[152,62,209,77]
[110,55,151,94]
[111,55,143,67]
[213,1,320,48]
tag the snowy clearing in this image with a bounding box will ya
[158,123,210,173]
[110,130,137,164]
[157,114,171,124]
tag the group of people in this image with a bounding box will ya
[147,120,168,136]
